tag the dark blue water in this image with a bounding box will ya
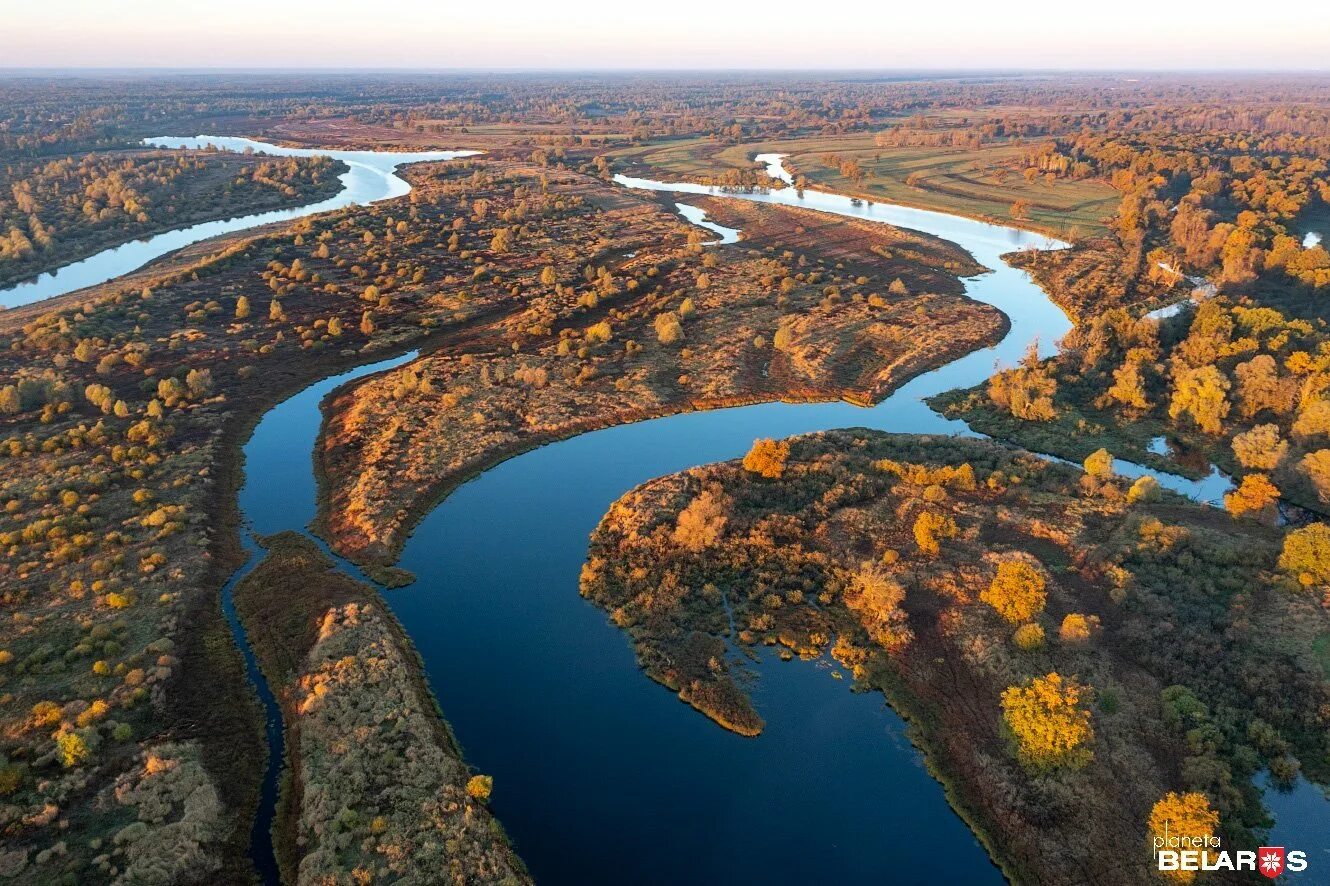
[227,351,418,884]
[388,402,1002,884]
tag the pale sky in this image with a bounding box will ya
[5,0,1330,70]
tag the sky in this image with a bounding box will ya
[5,0,1330,70]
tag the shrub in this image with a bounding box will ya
[1013,622,1045,650]
[466,774,493,802]
[57,731,90,768]
[654,312,684,345]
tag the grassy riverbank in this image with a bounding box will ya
[611,134,1118,241]
[232,532,529,884]
[581,429,1327,884]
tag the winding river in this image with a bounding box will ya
[5,137,1315,882]
[0,137,477,308]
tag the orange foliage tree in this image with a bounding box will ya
[1148,792,1219,883]
[1000,672,1094,770]
[981,558,1047,623]
[743,438,791,479]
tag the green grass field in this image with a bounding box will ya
[614,134,1119,240]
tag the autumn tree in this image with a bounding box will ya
[1083,448,1114,479]
[844,563,912,651]
[1000,672,1094,770]
[1127,475,1161,504]
[1300,449,1330,503]
[988,343,1057,421]
[1234,354,1294,419]
[913,511,957,557]
[1148,792,1219,883]
[673,487,729,551]
[1169,365,1231,434]
[1013,622,1045,650]
[1058,613,1097,644]
[743,439,790,479]
[1278,523,1330,589]
[1104,351,1151,411]
[982,557,1047,623]
[1231,423,1287,471]
[1223,473,1279,522]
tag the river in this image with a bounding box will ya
[0,136,477,308]
[7,137,1313,882]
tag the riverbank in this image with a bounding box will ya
[582,428,1319,884]
[0,150,346,290]
[312,192,1000,566]
[232,532,529,884]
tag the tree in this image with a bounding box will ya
[1127,476,1160,504]
[673,488,728,551]
[1000,673,1093,770]
[1105,354,1150,410]
[0,386,19,414]
[1299,449,1330,504]
[1169,365,1230,434]
[982,558,1047,623]
[743,439,790,479]
[654,312,684,345]
[1223,474,1278,522]
[1278,523,1330,589]
[1234,355,1294,419]
[1293,399,1330,442]
[1059,613,1097,644]
[540,266,557,286]
[844,563,912,650]
[1232,424,1287,471]
[1148,792,1219,883]
[235,295,251,319]
[913,511,957,557]
[1084,448,1114,479]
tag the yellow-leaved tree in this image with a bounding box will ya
[743,438,791,479]
[1000,672,1093,770]
[982,558,1047,623]
[1148,792,1219,883]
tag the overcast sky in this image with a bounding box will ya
[6,0,1330,69]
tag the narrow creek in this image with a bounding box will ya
[9,137,1316,881]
